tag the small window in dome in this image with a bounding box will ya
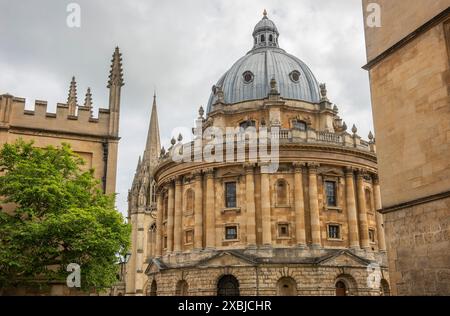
[290,70,301,83]
[243,71,254,84]
[269,34,273,42]
[261,34,265,43]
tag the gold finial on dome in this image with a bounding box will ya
[263,9,267,17]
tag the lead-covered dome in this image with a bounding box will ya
[207,11,321,113]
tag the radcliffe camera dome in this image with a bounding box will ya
[207,10,321,113]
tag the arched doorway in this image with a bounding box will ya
[175,280,189,296]
[150,280,157,296]
[380,279,390,296]
[276,277,297,296]
[217,275,240,296]
[335,281,347,296]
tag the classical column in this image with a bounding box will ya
[155,191,163,257]
[244,163,257,247]
[260,164,272,246]
[373,175,386,251]
[308,163,321,248]
[356,170,370,249]
[204,169,215,249]
[166,181,175,253]
[194,171,203,250]
[293,162,306,247]
[173,177,183,253]
[345,167,360,249]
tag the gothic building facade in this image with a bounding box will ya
[127,12,390,296]
[0,48,124,295]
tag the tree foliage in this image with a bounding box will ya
[0,139,130,292]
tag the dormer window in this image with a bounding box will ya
[290,70,301,83]
[242,71,254,84]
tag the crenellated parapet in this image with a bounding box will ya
[0,95,114,138]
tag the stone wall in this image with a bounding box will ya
[383,196,450,295]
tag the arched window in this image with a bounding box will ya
[217,275,240,296]
[269,34,273,42]
[261,34,265,43]
[365,188,373,212]
[175,280,189,296]
[185,189,194,213]
[380,279,390,296]
[240,119,256,129]
[150,280,157,296]
[335,281,347,296]
[276,179,288,206]
[293,120,307,131]
[276,277,297,296]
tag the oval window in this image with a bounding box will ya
[290,70,301,83]
[243,71,254,84]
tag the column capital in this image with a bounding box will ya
[193,170,203,179]
[203,168,215,178]
[356,168,369,179]
[175,176,183,186]
[292,162,306,172]
[307,162,320,173]
[372,174,380,185]
[344,166,356,176]
[243,162,256,173]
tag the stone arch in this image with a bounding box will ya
[175,279,189,296]
[335,274,358,296]
[380,279,390,296]
[276,277,297,296]
[217,274,240,296]
[275,178,289,206]
[149,279,157,296]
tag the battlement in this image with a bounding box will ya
[0,94,113,138]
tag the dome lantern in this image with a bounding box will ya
[252,10,279,50]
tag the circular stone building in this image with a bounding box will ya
[126,12,390,296]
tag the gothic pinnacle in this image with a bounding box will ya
[83,87,93,110]
[67,76,78,115]
[107,46,124,88]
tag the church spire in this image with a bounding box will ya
[67,76,78,116]
[143,93,161,167]
[107,47,124,89]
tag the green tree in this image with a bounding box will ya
[0,139,130,292]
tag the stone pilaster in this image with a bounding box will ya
[356,170,370,249]
[308,163,321,248]
[373,175,386,251]
[244,163,257,247]
[293,162,306,247]
[204,169,215,249]
[345,167,360,249]
[260,164,272,246]
[166,180,175,253]
[173,177,183,253]
[194,171,203,250]
[155,191,163,257]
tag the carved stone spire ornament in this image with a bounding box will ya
[107,47,124,88]
[83,87,93,116]
[368,131,374,143]
[351,124,358,135]
[67,76,78,116]
[177,133,183,142]
[270,77,279,94]
[198,106,204,118]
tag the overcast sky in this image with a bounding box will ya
[0,0,374,217]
